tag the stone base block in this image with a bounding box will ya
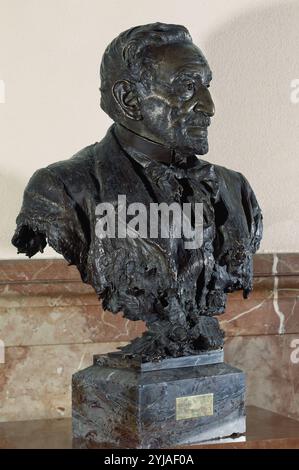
[72,352,245,448]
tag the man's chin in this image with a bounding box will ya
[184,138,209,155]
[174,142,209,155]
[176,132,209,155]
[195,143,209,155]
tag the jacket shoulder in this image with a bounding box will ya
[46,142,98,182]
[46,126,120,182]
[212,163,245,186]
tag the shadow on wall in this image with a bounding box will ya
[0,169,24,234]
[0,171,26,257]
[203,0,299,244]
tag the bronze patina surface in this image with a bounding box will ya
[12,23,263,361]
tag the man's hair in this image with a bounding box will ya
[100,22,192,120]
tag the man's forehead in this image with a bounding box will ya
[147,42,211,79]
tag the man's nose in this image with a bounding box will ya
[193,87,215,117]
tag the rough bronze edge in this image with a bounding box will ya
[0,253,298,283]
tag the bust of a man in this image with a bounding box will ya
[12,23,262,361]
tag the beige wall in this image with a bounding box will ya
[0,0,298,258]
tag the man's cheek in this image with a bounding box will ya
[142,97,168,119]
[169,106,185,127]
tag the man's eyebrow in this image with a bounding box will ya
[172,68,213,83]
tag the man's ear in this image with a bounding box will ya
[112,80,142,120]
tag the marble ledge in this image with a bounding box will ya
[1,275,290,303]
[1,253,299,283]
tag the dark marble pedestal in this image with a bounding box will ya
[72,351,245,449]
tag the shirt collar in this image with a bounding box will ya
[112,123,218,188]
[113,123,174,166]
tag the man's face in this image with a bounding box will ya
[136,42,214,154]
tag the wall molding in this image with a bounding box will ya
[1,253,299,284]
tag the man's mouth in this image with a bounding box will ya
[187,126,208,137]
[186,115,210,137]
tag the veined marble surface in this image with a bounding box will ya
[0,253,299,422]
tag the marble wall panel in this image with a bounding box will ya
[0,342,126,422]
[1,335,299,423]
[0,304,145,347]
[0,255,298,348]
[225,334,299,421]
[0,253,299,422]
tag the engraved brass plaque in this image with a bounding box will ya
[176,393,214,420]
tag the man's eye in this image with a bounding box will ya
[173,80,196,99]
[178,81,195,100]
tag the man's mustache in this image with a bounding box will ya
[186,115,211,128]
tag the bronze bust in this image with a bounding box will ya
[12,23,263,362]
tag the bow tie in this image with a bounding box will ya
[144,155,220,203]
